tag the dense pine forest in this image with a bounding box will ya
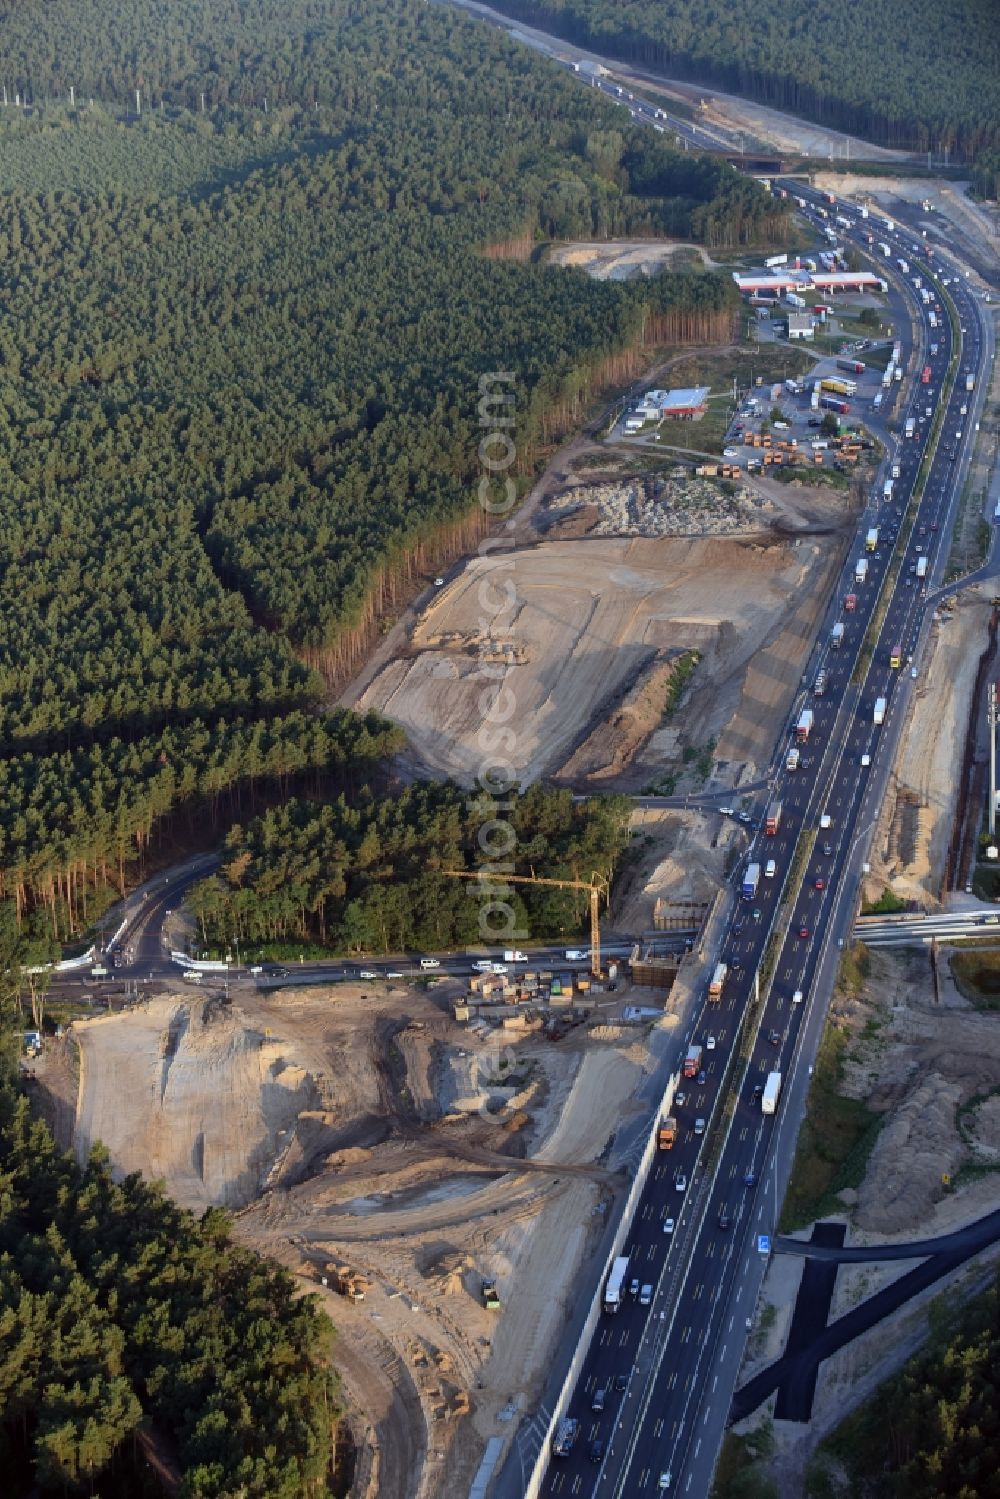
[820,1270,1000,1496]
[0,0,783,936]
[0,1061,338,1496]
[189,783,632,953]
[488,0,1000,164]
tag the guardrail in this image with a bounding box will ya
[520,1068,674,1498]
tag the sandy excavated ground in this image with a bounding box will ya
[870,590,992,907]
[359,530,843,790]
[34,979,658,1499]
[548,240,719,280]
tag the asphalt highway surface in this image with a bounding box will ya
[535,193,993,1495]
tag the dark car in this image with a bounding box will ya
[823,842,833,856]
[614,1372,628,1393]
[751,1084,763,1105]
[589,1438,606,1463]
[697,1070,707,1086]
[767,1029,781,1046]
[744,1170,756,1187]
[718,1207,732,1230]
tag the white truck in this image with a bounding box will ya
[855,558,868,583]
[762,1072,782,1115]
[882,365,894,388]
[874,696,886,726]
[503,950,527,963]
[786,746,800,771]
[916,556,929,579]
[831,622,845,648]
[878,241,891,257]
[866,527,879,552]
[883,479,893,501]
[604,1255,630,1314]
[966,373,975,392]
[905,417,916,439]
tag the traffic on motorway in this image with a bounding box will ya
[540,189,989,1496]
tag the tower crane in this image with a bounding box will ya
[443,869,609,977]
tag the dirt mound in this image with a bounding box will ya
[855,1073,964,1233]
[422,1249,475,1296]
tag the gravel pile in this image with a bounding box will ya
[546,474,773,537]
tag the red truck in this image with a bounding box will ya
[765,801,782,836]
[683,1044,703,1079]
[921,366,932,384]
[837,360,865,375]
[844,593,857,611]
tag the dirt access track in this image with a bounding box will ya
[33,981,659,1499]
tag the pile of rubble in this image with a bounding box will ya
[546,474,772,537]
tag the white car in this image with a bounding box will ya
[706,1035,716,1050]
[359,970,377,980]
[471,960,496,972]
[910,666,918,678]
[565,949,587,961]
[662,1217,675,1235]
[659,1473,672,1491]
[675,1174,688,1192]
[718,805,735,817]
[420,958,441,969]
[723,447,739,458]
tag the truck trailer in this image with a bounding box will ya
[874,696,886,726]
[765,801,782,836]
[837,360,865,375]
[855,558,869,583]
[795,708,814,742]
[761,1072,782,1115]
[683,1043,703,1078]
[820,396,850,415]
[604,1256,630,1313]
[741,862,761,901]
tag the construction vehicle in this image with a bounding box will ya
[330,1264,369,1302]
[444,869,608,977]
[481,1278,501,1310]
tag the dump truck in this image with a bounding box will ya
[657,1116,678,1150]
[481,1278,501,1310]
[683,1043,703,1078]
[795,708,814,743]
[762,1071,782,1115]
[708,963,728,999]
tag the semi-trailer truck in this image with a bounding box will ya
[795,708,814,742]
[874,696,886,726]
[708,963,728,1000]
[837,360,865,375]
[820,377,857,396]
[765,801,782,836]
[683,1043,703,1078]
[762,1072,782,1115]
[882,365,894,388]
[820,396,850,415]
[741,862,761,901]
[604,1256,630,1313]
[813,669,828,697]
[657,1117,678,1150]
[831,622,845,647]
[855,558,868,583]
[866,527,879,551]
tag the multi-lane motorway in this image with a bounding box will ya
[537,196,993,1495]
